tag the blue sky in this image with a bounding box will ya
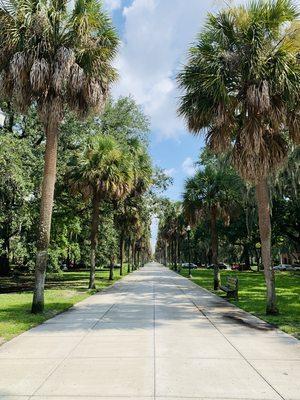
[104,0,216,200]
[102,0,248,247]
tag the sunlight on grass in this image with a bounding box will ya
[179,269,300,339]
[0,266,129,342]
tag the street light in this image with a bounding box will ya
[186,225,192,278]
[255,242,261,272]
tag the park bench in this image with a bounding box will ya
[220,276,238,300]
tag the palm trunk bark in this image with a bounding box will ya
[164,241,167,266]
[174,236,178,271]
[255,179,278,315]
[211,205,220,290]
[0,237,10,276]
[178,238,181,265]
[119,233,124,276]
[109,259,114,280]
[127,239,131,273]
[89,192,100,289]
[243,245,250,270]
[132,241,136,270]
[32,124,58,313]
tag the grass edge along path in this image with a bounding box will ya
[178,268,300,340]
[0,266,131,344]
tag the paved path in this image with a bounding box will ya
[0,263,299,399]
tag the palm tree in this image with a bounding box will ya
[0,0,118,312]
[178,0,300,314]
[114,140,152,274]
[166,202,182,271]
[156,200,185,270]
[115,206,136,275]
[183,163,241,289]
[69,134,134,289]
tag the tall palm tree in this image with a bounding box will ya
[0,0,119,312]
[178,0,300,314]
[165,202,182,271]
[115,204,138,274]
[69,134,134,289]
[114,140,152,274]
[183,163,241,289]
[156,200,184,270]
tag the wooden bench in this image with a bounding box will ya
[220,276,238,300]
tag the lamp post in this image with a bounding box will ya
[255,242,261,272]
[186,225,192,278]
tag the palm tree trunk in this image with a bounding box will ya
[32,124,58,313]
[243,244,250,269]
[132,240,136,270]
[211,205,220,290]
[255,179,278,315]
[0,237,10,276]
[89,192,100,289]
[109,258,114,280]
[119,233,124,276]
[164,241,167,266]
[127,239,131,273]
[174,236,178,271]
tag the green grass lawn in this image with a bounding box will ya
[179,268,300,339]
[0,266,130,343]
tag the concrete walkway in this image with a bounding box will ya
[0,263,299,399]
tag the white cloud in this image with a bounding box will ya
[182,157,196,177]
[104,0,122,11]
[69,0,121,12]
[112,0,220,140]
[163,168,176,177]
[113,0,249,141]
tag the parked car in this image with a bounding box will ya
[219,262,229,269]
[273,264,292,271]
[287,264,300,271]
[181,262,198,269]
[105,263,121,269]
[231,263,251,271]
[60,262,68,272]
[207,263,228,270]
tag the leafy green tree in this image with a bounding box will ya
[69,134,134,288]
[183,160,242,289]
[99,96,150,144]
[0,0,118,312]
[0,93,155,284]
[0,134,34,274]
[178,0,300,314]
[271,147,300,260]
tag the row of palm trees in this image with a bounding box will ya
[155,147,298,314]
[157,201,184,271]
[176,0,300,315]
[0,0,129,312]
[183,157,243,290]
[68,134,152,289]
[155,158,244,283]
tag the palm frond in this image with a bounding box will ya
[177,0,300,184]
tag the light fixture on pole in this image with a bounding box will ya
[186,225,192,278]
